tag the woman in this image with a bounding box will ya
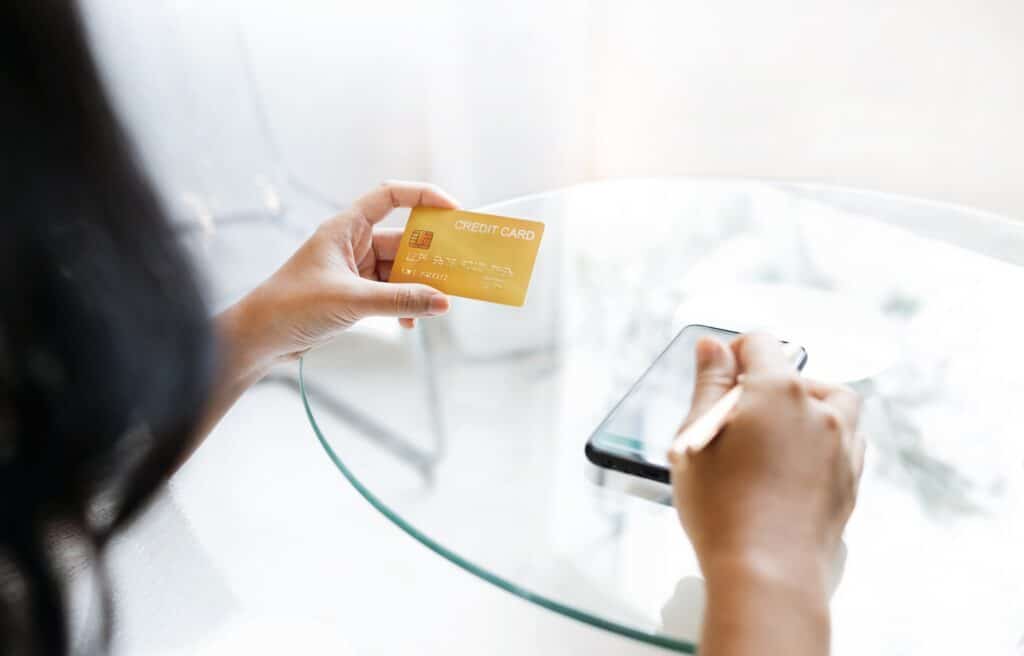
[0,3,863,655]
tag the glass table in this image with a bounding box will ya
[299,179,1024,654]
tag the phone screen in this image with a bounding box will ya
[585,325,806,482]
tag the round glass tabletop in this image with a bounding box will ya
[300,178,1024,654]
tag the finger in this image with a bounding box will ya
[807,380,862,432]
[731,333,789,376]
[678,337,738,431]
[372,228,405,262]
[398,317,416,330]
[377,260,394,282]
[849,431,867,480]
[351,280,450,319]
[353,181,460,225]
[804,378,832,401]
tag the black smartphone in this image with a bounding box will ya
[584,324,807,484]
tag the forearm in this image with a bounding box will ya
[178,297,282,467]
[700,553,831,656]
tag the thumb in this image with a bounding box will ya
[678,337,738,433]
[353,280,450,319]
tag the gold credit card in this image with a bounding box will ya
[389,207,545,306]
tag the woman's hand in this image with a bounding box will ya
[188,182,458,464]
[228,180,459,367]
[671,334,864,655]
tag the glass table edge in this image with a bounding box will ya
[298,357,698,653]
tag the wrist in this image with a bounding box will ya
[702,546,831,611]
[698,549,832,654]
[215,294,281,385]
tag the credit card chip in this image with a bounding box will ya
[409,230,434,249]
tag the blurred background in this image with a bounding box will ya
[81,0,1024,303]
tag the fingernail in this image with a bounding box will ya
[696,338,720,367]
[428,294,450,316]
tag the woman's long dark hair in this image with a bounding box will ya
[1,3,215,654]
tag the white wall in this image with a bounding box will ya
[588,1,1024,219]
[81,0,1024,300]
[85,0,1023,218]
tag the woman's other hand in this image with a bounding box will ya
[671,334,864,655]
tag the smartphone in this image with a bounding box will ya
[584,325,807,484]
